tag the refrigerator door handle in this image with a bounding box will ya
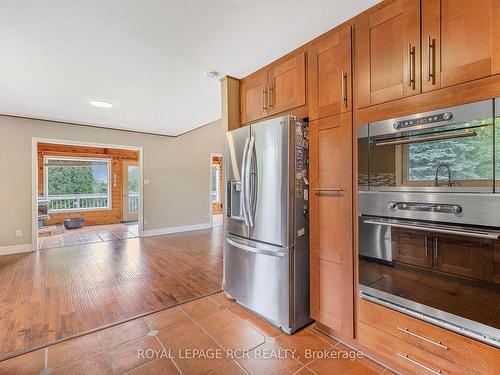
[226,234,286,258]
[244,136,255,227]
[240,136,250,226]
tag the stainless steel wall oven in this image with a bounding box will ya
[358,98,500,347]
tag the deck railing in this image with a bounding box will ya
[46,192,139,212]
[48,194,109,211]
[128,193,139,213]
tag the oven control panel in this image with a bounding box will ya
[393,112,453,130]
[387,201,462,215]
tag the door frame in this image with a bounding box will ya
[31,137,144,250]
[209,152,223,228]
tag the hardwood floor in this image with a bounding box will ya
[0,228,223,360]
[0,292,390,375]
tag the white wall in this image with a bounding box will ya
[0,115,223,248]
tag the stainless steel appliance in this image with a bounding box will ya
[223,115,311,334]
[358,99,500,347]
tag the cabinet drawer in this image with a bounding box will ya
[359,322,476,375]
[359,299,500,374]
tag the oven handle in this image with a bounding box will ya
[375,129,476,147]
[363,219,500,239]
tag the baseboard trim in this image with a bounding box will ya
[142,222,211,237]
[0,243,35,256]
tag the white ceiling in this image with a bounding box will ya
[0,0,379,136]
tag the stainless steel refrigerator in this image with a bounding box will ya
[223,115,311,334]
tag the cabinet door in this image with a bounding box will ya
[308,27,351,120]
[355,0,420,108]
[392,229,432,268]
[434,235,484,278]
[310,113,353,340]
[268,52,306,115]
[422,0,498,91]
[240,70,268,124]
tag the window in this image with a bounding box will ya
[406,119,494,183]
[44,157,111,211]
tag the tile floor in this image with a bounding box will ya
[38,223,139,250]
[0,292,392,375]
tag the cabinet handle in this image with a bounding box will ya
[408,44,415,90]
[427,36,436,84]
[341,69,348,107]
[261,88,267,111]
[268,86,273,108]
[314,187,343,194]
[396,353,442,375]
[396,327,448,350]
[424,236,428,258]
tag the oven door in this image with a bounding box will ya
[358,215,500,347]
[362,99,494,192]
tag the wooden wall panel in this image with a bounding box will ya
[37,143,138,226]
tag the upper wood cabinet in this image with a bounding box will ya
[240,70,269,124]
[308,26,352,120]
[240,52,306,124]
[310,113,353,340]
[422,0,500,92]
[268,52,306,115]
[355,0,421,108]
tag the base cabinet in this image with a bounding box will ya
[358,299,500,375]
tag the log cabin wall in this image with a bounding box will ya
[37,143,139,226]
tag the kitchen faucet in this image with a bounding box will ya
[434,163,453,187]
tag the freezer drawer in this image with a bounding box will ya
[223,234,290,331]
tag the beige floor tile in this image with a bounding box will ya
[172,335,228,375]
[195,309,241,335]
[156,319,209,350]
[48,332,103,368]
[209,292,233,308]
[181,297,220,320]
[0,349,45,375]
[106,335,162,374]
[143,306,190,331]
[126,358,180,375]
[335,343,385,373]
[238,342,302,375]
[212,321,265,351]
[99,318,150,349]
[208,360,248,375]
[51,352,112,375]
[275,329,333,365]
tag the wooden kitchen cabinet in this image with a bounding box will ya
[240,70,269,124]
[240,52,306,124]
[308,26,351,120]
[355,0,420,108]
[434,234,484,279]
[309,112,353,340]
[392,228,432,268]
[268,52,306,115]
[422,0,500,92]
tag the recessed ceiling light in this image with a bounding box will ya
[89,100,114,108]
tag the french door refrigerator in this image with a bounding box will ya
[223,115,311,334]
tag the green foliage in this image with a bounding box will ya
[408,122,494,181]
[127,166,139,193]
[48,166,108,195]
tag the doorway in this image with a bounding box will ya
[32,139,143,250]
[210,154,223,228]
[123,160,139,222]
